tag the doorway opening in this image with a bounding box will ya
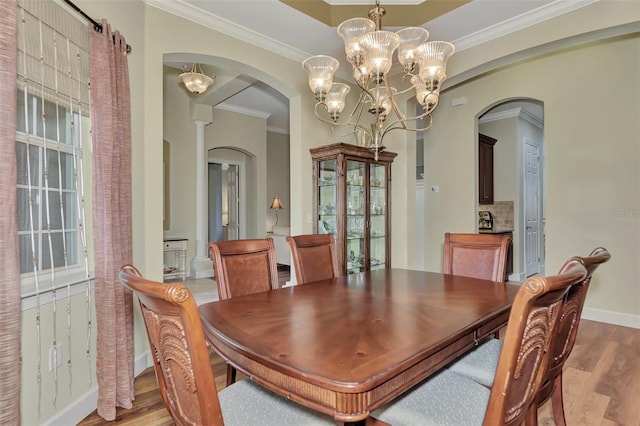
[208,162,239,243]
[208,147,252,246]
[478,99,545,280]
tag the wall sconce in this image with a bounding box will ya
[270,196,284,227]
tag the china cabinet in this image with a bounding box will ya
[310,143,397,275]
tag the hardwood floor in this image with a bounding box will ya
[78,272,640,426]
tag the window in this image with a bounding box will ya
[16,2,92,299]
[16,89,91,297]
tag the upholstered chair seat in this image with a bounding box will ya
[373,370,490,426]
[218,379,335,425]
[448,338,502,388]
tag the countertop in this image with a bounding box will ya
[479,228,513,234]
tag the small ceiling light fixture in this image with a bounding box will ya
[270,196,284,227]
[179,63,215,96]
[302,0,454,160]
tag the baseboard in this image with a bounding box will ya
[507,272,526,283]
[42,351,153,426]
[581,307,640,329]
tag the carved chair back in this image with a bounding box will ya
[444,232,510,282]
[483,259,588,426]
[119,265,223,426]
[537,247,610,411]
[286,234,340,284]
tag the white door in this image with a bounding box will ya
[524,139,541,277]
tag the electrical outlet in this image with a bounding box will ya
[49,344,62,372]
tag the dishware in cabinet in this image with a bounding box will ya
[311,143,396,275]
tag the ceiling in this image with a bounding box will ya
[158,0,591,133]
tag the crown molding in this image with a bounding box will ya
[145,0,597,64]
[453,0,599,52]
[145,0,311,63]
[267,126,290,135]
[214,103,271,120]
[479,107,544,129]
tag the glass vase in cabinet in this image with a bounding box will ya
[310,143,396,275]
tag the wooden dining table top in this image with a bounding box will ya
[199,268,520,422]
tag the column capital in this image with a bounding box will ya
[192,119,212,128]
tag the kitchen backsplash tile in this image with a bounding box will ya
[480,201,514,229]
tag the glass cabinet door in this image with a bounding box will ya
[318,159,337,237]
[346,159,366,274]
[369,163,387,270]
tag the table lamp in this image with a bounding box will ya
[270,196,284,227]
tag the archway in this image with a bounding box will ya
[162,53,294,278]
[477,98,545,280]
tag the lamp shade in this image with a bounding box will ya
[302,55,340,102]
[270,196,284,210]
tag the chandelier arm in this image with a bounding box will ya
[313,102,373,137]
[379,113,433,140]
[382,76,408,125]
[392,80,418,97]
[345,89,371,126]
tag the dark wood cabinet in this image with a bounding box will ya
[479,133,497,205]
[310,143,397,275]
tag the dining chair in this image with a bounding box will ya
[371,259,588,426]
[209,238,280,385]
[119,265,335,426]
[446,247,610,424]
[444,232,510,282]
[538,247,610,426]
[286,234,340,284]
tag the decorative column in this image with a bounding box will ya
[190,119,214,278]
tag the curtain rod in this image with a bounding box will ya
[62,0,132,53]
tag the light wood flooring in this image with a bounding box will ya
[78,269,640,425]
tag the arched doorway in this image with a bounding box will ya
[478,99,545,280]
[162,53,293,279]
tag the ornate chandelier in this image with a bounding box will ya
[180,63,215,96]
[302,1,454,159]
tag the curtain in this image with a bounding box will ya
[89,20,134,421]
[0,0,20,424]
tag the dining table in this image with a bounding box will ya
[199,268,520,423]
